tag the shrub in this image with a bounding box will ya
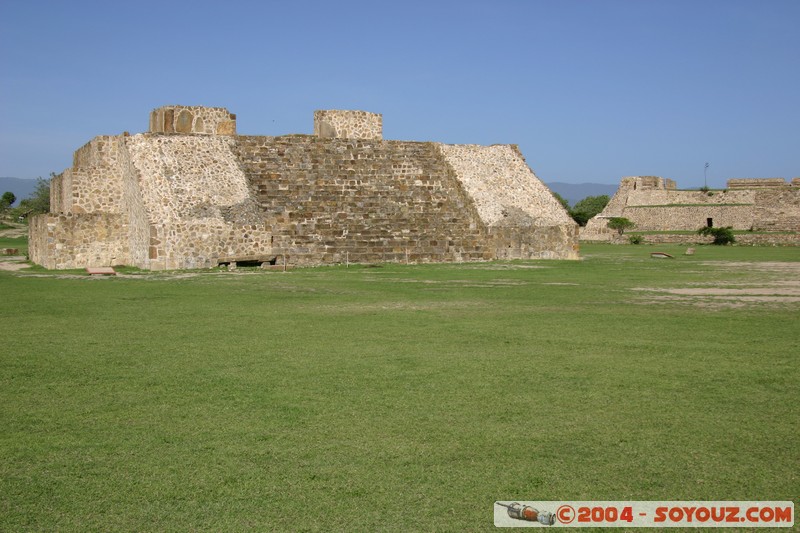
[607,217,635,235]
[570,195,610,226]
[1,191,16,210]
[10,176,50,218]
[628,235,643,244]
[552,192,569,210]
[698,226,735,245]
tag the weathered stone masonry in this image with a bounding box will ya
[30,106,579,269]
[582,175,800,243]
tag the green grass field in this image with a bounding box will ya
[0,236,27,255]
[1,244,798,531]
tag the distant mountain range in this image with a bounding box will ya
[545,182,618,206]
[2,176,616,210]
[0,177,39,206]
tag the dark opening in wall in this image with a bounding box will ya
[234,260,264,268]
[707,218,713,227]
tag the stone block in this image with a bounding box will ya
[163,108,174,133]
[176,110,193,133]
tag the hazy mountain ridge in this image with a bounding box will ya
[0,177,39,205]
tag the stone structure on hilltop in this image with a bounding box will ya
[29,106,579,270]
[582,175,800,244]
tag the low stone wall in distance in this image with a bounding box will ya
[635,233,800,246]
[581,232,800,246]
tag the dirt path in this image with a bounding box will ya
[0,259,28,271]
[633,261,800,308]
[0,221,28,238]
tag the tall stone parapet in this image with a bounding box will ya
[621,176,676,191]
[149,105,237,135]
[314,110,382,140]
[726,178,789,189]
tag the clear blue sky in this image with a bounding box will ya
[1,0,798,188]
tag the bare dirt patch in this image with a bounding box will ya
[0,259,29,271]
[0,223,28,238]
[700,261,800,274]
[632,260,800,308]
[362,276,529,289]
[662,287,800,296]
[633,283,800,309]
[444,263,547,271]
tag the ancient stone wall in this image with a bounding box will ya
[117,136,150,268]
[70,136,127,214]
[313,110,382,140]
[49,170,70,213]
[624,189,755,207]
[236,135,578,264]
[727,178,790,189]
[48,137,128,215]
[437,143,578,259]
[751,188,800,231]
[33,135,137,268]
[126,135,252,221]
[630,233,800,246]
[625,176,676,190]
[125,133,272,270]
[149,105,236,135]
[437,144,573,227]
[489,225,580,259]
[236,136,490,265]
[32,130,275,270]
[621,205,755,231]
[30,106,579,269]
[28,213,129,269]
[582,176,800,242]
[146,220,272,270]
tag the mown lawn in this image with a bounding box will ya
[0,235,27,255]
[1,244,798,531]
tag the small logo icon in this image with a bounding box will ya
[496,502,555,525]
[557,504,575,524]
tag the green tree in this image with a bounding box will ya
[570,195,610,226]
[1,191,16,215]
[551,192,569,210]
[698,226,735,245]
[607,217,635,235]
[12,177,50,218]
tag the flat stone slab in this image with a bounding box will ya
[86,266,117,275]
[650,252,674,259]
